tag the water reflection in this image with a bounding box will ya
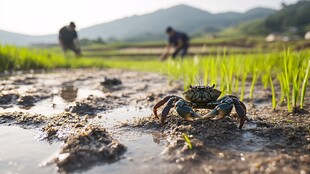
[0,126,60,174]
[60,83,78,102]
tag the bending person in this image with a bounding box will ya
[59,22,81,57]
[160,27,189,61]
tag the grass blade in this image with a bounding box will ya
[269,77,277,109]
[183,133,193,150]
[300,60,310,109]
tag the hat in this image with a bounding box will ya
[69,22,76,28]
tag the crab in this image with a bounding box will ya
[153,85,248,129]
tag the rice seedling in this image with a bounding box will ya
[292,70,301,109]
[300,60,310,109]
[1,44,309,112]
[240,72,248,101]
[277,74,286,104]
[182,133,193,150]
[222,63,232,94]
[249,70,258,99]
[269,77,277,109]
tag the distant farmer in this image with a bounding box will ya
[160,26,189,61]
[59,22,81,56]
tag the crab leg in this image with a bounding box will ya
[152,95,182,119]
[175,99,201,121]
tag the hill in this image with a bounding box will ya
[0,30,55,46]
[222,0,310,37]
[0,4,275,45]
[264,0,310,35]
[79,5,274,41]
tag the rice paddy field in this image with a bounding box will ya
[1,44,310,111]
[0,42,310,174]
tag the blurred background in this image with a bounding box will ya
[1,0,309,58]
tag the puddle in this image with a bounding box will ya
[1,87,105,116]
[86,108,178,174]
[0,70,179,173]
[93,107,151,128]
[1,97,66,115]
[87,133,177,174]
[0,126,61,174]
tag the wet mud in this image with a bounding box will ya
[55,125,126,173]
[0,69,309,174]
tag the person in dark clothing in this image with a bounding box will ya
[59,22,81,56]
[160,26,189,61]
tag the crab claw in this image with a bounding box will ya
[231,98,248,129]
[153,95,176,119]
[160,97,176,125]
[203,102,233,120]
[175,100,201,121]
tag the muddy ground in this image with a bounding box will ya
[0,69,309,174]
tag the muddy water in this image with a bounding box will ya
[0,69,181,173]
[0,126,60,174]
[0,69,309,174]
[87,108,179,174]
[1,86,104,115]
[50,106,180,174]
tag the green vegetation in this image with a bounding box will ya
[269,77,277,109]
[165,49,310,111]
[183,133,193,150]
[264,0,310,35]
[79,37,310,59]
[80,37,106,46]
[0,44,162,72]
[218,1,310,37]
[0,46,100,70]
[1,44,310,112]
[300,60,310,109]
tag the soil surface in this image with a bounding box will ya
[0,69,309,174]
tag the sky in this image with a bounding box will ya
[0,0,299,35]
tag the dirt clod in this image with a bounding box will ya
[55,125,126,173]
[0,112,46,128]
[101,77,122,87]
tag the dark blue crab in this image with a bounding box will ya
[153,85,248,129]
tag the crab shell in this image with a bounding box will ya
[182,85,222,104]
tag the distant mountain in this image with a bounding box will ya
[79,5,275,41]
[221,1,310,36]
[0,30,55,46]
[0,4,275,45]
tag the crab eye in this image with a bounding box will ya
[189,85,193,88]
[211,84,215,88]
